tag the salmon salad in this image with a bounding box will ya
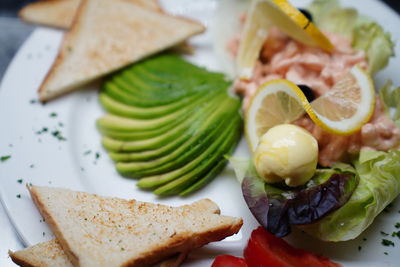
[229,19,399,166]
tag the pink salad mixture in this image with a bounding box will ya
[230,28,400,166]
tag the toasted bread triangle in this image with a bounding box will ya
[38,0,205,102]
[19,0,162,29]
[9,239,185,267]
[27,186,242,267]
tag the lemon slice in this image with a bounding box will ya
[246,79,307,151]
[237,0,333,80]
[307,66,376,135]
[245,66,375,151]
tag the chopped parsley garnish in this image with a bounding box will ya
[49,112,58,118]
[363,238,367,241]
[95,152,100,160]
[0,155,11,162]
[358,246,362,251]
[381,239,395,247]
[16,194,21,198]
[392,231,400,239]
[36,127,48,134]
[380,231,389,236]
[384,252,388,255]
[17,179,23,184]
[51,130,67,141]
[83,150,92,156]
[395,222,400,229]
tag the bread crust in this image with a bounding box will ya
[27,186,242,267]
[37,0,205,102]
[9,251,36,267]
[28,186,80,266]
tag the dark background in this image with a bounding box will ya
[0,0,399,79]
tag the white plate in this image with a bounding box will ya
[0,0,399,266]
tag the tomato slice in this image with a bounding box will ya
[244,227,341,267]
[211,255,248,267]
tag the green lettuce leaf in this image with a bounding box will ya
[300,149,400,241]
[379,81,400,127]
[308,0,394,75]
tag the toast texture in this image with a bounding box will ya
[38,0,205,102]
[9,239,73,267]
[9,239,185,267]
[19,0,162,29]
[28,186,242,267]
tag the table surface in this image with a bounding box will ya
[0,0,399,266]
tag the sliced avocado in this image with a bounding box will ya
[136,114,241,190]
[135,54,227,83]
[180,158,228,196]
[118,69,229,99]
[151,121,241,196]
[109,129,191,162]
[99,92,199,119]
[121,112,238,177]
[99,87,220,120]
[100,114,186,141]
[110,100,235,162]
[179,129,241,196]
[98,53,243,196]
[102,94,228,152]
[98,91,222,140]
[102,81,202,107]
[116,99,240,176]
[96,92,223,133]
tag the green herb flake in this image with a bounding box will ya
[363,238,367,241]
[380,231,389,236]
[384,252,389,255]
[0,155,11,162]
[381,239,395,247]
[358,246,362,251]
[83,150,92,156]
[17,179,23,184]
[95,152,100,160]
[395,222,400,229]
[49,112,58,118]
[16,194,21,199]
[36,127,48,134]
[392,231,400,239]
[121,248,125,251]
[51,130,67,141]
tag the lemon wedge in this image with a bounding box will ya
[245,66,375,151]
[237,0,333,80]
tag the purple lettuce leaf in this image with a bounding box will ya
[242,168,358,237]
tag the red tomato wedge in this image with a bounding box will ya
[211,255,248,267]
[244,227,341,267]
